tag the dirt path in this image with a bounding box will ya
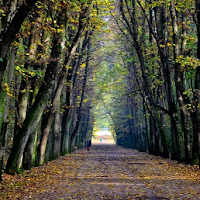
[1,140,200,199]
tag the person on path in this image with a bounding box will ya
[86,140,91,151]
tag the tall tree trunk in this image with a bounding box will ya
[170,2,191,162]
[23,130,37,170]
[53,112,61,159]
[38,77,64,166]
[0,122,7,181]
[61,86,71,155]
[38,15,88,164]
[5,35,61,174]
[0,47,17,180]
[120,0,164,156]
[69,39,91,151]
[192,0,200,166]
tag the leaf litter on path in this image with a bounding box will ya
[0,142,200,199]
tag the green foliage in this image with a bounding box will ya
[176,56,200,71]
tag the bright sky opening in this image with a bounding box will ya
[96,130,112,136]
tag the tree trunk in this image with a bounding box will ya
[192,0,200,166]
[0,122,8,181]
[0,0,38,91]
[38,14,88,163]
[61,88,71,155]
[120,0,164,156]
[38,76,63,165]
[170,2,191,162]
[53,112,61,159]
[38,112,54,165]
[0,47,17,180]
[69,38,91,151]
[18,81,30,123]
[152,4,181,161]
[5,36,61,174]
[23,131,37,170]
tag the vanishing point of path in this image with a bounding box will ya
[1,139,200,199]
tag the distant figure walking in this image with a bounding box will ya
[86,140,91,151]
[100,138,103,143]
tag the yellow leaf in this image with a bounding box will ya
[83,99,88,103]
[57,29,63,33]
[65,65,72,69]
[21,89,27,93]
[80,63,86,68]
[167,43,171,47]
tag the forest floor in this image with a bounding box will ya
[0,139,200,200]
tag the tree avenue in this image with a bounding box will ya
[0,0,200,180]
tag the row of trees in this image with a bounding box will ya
[100,0,200,166]
[0,0,109,179]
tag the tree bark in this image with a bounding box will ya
[192,0,200,166]
[0,46,17,179]
[170,2,191,162]
[23,130,37,170]
[5,35,61,174]
[120,0,165,156]
[38,14,88,165]
[53,112,61,159]
[69,38,91,151]
[0,0,38,91]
